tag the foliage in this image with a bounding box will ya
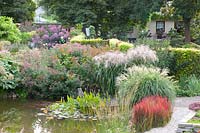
[0,0,36,23]
[172,0,200,42]
[48,92,105,116]
[70,34,86,42]
[69,24,84,37]
[177,75,200,97]
[109,39,121,48]
[92,45,158,95]
[40,0,164,38]
[109,38,134,52]
[0,16,21,43]
[191,13,200,45]
[119,43,133,52]
[117,65,176,105]
[167,29,184,47]
[0,55,20,91]
[20,32,33,44]
[32,25,69,48]
[132,96,172,132]
[135,38,170,50]
[169,48,200,79]
[181,43,200,49]
[71,38,108,47]
[155,49,174,70]
[96,114,134,133]
[0,41,11,50]
[18,49,81,99]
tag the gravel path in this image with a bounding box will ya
[145,96,200,133]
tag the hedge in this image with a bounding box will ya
[168,48,200,79]
[70,38,109,47]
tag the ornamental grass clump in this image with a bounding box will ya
[117,65,176,105]
[132,96,172,132]
[93,45,158,68]
[92,45,158,95]
[93,51,127,67]
[126,45,158,65]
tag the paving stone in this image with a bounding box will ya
[145,97,200,133]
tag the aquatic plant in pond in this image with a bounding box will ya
[45,92,107,119]
[32,25,69,48]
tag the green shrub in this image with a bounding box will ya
[181,43,200,49]
[167,29,184,47]
[109,38,121,47]
[70,24,83,37]
[169,48,200,79]
[109,38,133,51]
[0,55,20,91]
[135,38,170,50]
[70,34,85,42]
[116,65,176,105]
[156,49,174,70]
[0,16,21,43]
[177,75,200,97]
[19,49,82,99]
[191,13,200,45]
[20,32,33,44]
[119,42,134,52]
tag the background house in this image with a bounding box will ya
[147,20,174,39]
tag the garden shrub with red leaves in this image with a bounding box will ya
[132,96,172,132]
[189,102,200,111]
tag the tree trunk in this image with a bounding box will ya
[184,19,191,43]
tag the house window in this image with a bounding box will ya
[156,21,165,33]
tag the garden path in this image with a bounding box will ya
[145,96,200,133]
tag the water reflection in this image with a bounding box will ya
[0,100,96,133]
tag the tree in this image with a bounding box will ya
[0,0,36,23]
[172,0,200,42]
[127,0,165,26]
[191,13,200,44]
[40,0,164,39]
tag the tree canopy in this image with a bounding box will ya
[0,0,36,23]
[172,0,200,42]
[40,0,164,39]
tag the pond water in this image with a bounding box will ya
[0,99,97,133]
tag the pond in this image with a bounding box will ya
[0,99,97,133]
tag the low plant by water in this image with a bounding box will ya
[47,92,107,119]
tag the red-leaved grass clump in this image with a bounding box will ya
[132,95,172,132]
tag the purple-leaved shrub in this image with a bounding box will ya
[32,25,69,48]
